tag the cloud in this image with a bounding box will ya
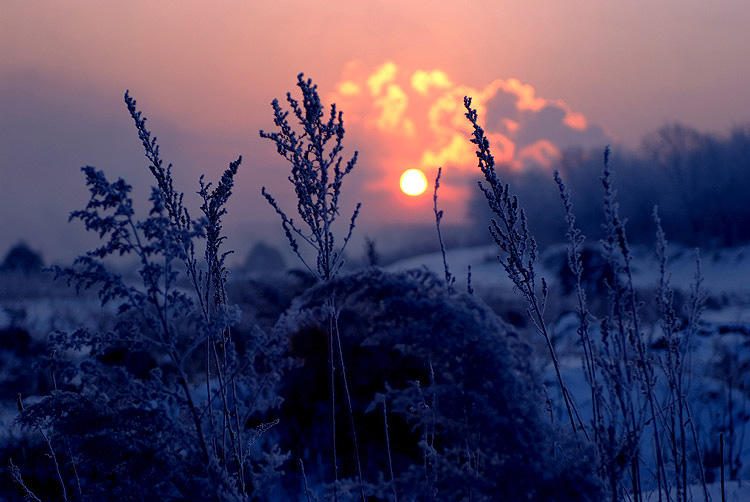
[411,70,453,96]
[327,61,610,224]
[482,82,608,168]
[420,133,475,169]
[500,78,547,112]
[337,62,416,137]
[367,61,397,96]
[373,82,415,137]
[337,80,361,97]
[518,140,561,169]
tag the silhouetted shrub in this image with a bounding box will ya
[243,241,286,273]
[269,267,603,501]
[1,242,44,274]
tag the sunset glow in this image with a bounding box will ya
[399,169,428,196]
[2,0,748,261]
[326,60,610,223]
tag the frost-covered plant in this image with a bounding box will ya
[466,97,713,500]
[653,208,711,501]
[260,73,361,282]
[433,167,455,292]
[554,152,709,501]
[553,169,607,466]
[269,267,603,502]
[463,96,586,439]
[595,148,663,499]
[260,73,365,501]
[13,92,285,501]
[554,161,647,500]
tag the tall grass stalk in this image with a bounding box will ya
[261,73,365,502]
[260,74,360,283]
[127,91,253,491]
[8,459,42,502]
[299,459,313,502]
[653,206,709,502]
[12,89,289,500]
[554,170,606,479]
[433,167,455,292]
[463,96,587,440]
[382,400,398,502]
[554,150,710,501]
[721,432,726,502]
[17,394,68,501]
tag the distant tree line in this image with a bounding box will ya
[468,123,750,248]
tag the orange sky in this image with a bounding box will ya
[2,0,749,261]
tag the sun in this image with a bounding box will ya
[399,169,428,196]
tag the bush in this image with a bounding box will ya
[243,241,287,273]
[1,242,44,275]
[268,267,602,501]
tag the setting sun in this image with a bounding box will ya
[399,168,428,196]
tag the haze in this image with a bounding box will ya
[2,0,749,263]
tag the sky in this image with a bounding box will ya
[2,0,749,264]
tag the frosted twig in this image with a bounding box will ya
[433,167,454,291]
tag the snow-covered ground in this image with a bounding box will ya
[388,243,750,299]
[649,481,750,502]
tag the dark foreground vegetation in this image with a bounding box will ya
[1,75,748,501]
